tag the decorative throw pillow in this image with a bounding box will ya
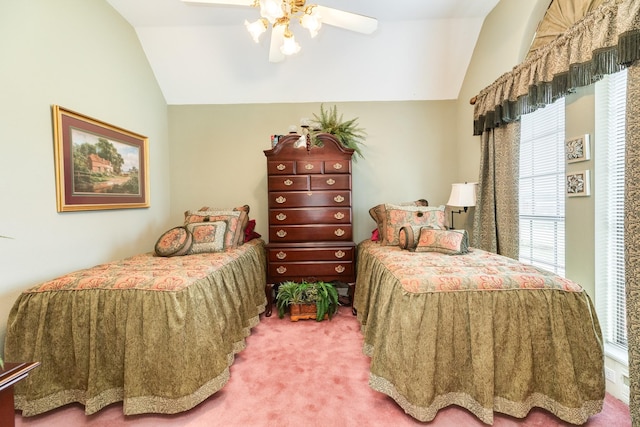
[398,225,422,250]
[244,219,261,242]
[186,221,227,254]
[155,226,193,257]
[413,228,469,255]
[369,199,429,240]
[197,204,250,215]
[184,208,249,248]
[381,204,446,246]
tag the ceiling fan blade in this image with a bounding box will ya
[181,0,253,5]
[314,5,378,35]
[269,25,285,63]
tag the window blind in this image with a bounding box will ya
[519,98,566,276]
[595,69,627,353]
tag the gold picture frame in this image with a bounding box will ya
[53,105,149,212]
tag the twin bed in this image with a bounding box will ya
[353,202,605,425]
[4,222,267,416]
[4,201,605,425]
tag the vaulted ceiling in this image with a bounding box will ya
[106,0,500,104]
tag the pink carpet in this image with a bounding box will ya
[15,306,631,427]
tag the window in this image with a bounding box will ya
[595,69,627,357]
[519,98,566,275]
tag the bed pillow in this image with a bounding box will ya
[155,226,193,257]
[369,199,429,239]
[185,221,227,254]
[381,204,446,246]
[184,208,249,248]
[413,228,469,255]
[197,204,250,215]
[398,225,421,250]
[244,219,261,242]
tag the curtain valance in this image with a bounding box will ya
[473,0,640,135]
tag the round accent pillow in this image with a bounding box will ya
[155,226,192,257]
[398,225,417,251]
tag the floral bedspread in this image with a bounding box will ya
[25,239,261,293]
[7,238,268,417]
[360,240,582,293]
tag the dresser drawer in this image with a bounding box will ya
[269,225,352,242]
[268,246,354,262]
[268,161,296,175]
[295,160,324,174]
[323,160,350,174]
[310,174,351,190]
[268,175,309,191]
[269,208,351,225]
[268,261,354,280]
[269,191,351,208]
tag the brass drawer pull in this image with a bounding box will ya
[284,179,293,186]
[334,195,345,203]
[276,251,287,260]
[334,250,345,259]
[333,163,343,170]
[276,229,287,238]
[334,228,345,237]
[326,178,335,185]
[276,266,287,274]
[335,265,345,273]
[277,163,286,171]
[276,213,287,221]
[334,212,345,220]
[305,164,314,170]
[275,196,286,204]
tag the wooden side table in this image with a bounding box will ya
[0,362,40,427]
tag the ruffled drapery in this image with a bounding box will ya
[473,0,640,135]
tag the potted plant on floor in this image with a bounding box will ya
[275,281,339,321]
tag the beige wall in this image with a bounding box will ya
[0,1,170,352]
[453,0,551,236]
[167,101,458,244]
[565,86,596,298]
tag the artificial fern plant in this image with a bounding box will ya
[311,104,366,160]
[275,281,339,321]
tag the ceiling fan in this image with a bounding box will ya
[181,0,378,62]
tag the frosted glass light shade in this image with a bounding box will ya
[281,34,301,55]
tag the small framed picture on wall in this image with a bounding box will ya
[565,134,591,163]
[566,170,591,197]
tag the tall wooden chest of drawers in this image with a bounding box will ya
[263,132,355,316]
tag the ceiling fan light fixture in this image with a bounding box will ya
[259,0,285,24]
[280,28,301,56]
[300,5,322,38]
[245,18,268,42]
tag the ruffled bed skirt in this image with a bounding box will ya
[354,241,605,425]
[5,239,267,416]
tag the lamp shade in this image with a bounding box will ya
[447,182,477,207]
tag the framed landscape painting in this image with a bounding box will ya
[53,105,149,212]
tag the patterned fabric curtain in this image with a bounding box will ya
[625,61,640,426]
[471,0,640,423]
[473,0,640,135]
[472,123,520,259]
